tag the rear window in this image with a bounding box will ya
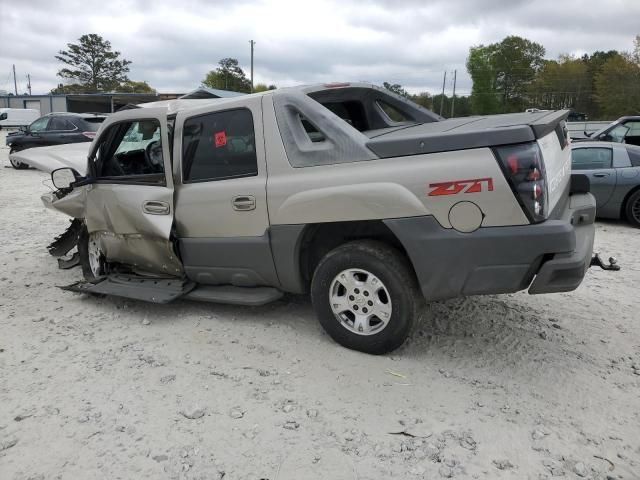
[377,100,412,123]
[83,117,106,131]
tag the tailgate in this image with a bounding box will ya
[537,123,572,213]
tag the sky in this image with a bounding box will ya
[0,0,638,97]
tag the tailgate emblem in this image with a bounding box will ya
[428,177,494,196]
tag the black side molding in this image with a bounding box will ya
[570,174,591,194]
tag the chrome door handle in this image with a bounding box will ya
[232,195,256,211]
[143,200,170,215]
[592,173,609,178]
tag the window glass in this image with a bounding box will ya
[83,117,105,131]
[626,121,640,136]
[571,148,613,170]
[323,101,368,131]
[377,100,412,123]
[300,115,326,143]
[95,119,164,178]
[626,146,640,167]
[182,109,257,182]
[606,124,629,142]
[29,117,49,132]
[48,117,76,131]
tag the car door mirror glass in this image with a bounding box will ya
[51,167,80,190]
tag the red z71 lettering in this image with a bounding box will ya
[428,177,494,196]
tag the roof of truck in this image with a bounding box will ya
[137,82,390,115]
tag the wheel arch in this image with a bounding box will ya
[269,220,416,294]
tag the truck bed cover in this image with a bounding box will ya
[366,110,569,157]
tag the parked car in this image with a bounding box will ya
[574,116,640,146]
[0,108,40,129]
[6,112,106,169]
[571,141,640,227]
[29,83,600,354]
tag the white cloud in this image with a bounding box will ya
[0,0,638,96]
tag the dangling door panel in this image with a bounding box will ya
[83,107,182,276]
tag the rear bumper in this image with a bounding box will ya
[384,192,596,301]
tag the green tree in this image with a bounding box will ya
[202,58,251,93]
[55,34,131,93]
[594,55,640,118]
[466,45,501,114]
[114,80,155,93]
[529,55,590,111]
[467,36,545,114]
[253,83,277,92]
[409,91,433,110]
[383,82,410,97]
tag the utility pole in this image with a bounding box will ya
[249,39,255,93]
[450,70,457,118]
[26,74,32,95]
[439,71,447,117]
[12,64,18,95]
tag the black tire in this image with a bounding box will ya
[9,148,29,170]
[77,227,105,282]
[624,189,640,228]
[311,240,419,354]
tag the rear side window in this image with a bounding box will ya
[571,147,613,170]
[627,146,640,167]
[376,100,412,123]
[182,109,257,182]
[48,117,76,131]
[83,117,105,131]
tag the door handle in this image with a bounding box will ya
[232,195,256,211]
[142,200,170,215]
[592,173,609,178]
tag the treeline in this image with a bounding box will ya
[467,35,640,119]
[382,82,472,117]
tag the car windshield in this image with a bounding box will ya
[114,121,161,155]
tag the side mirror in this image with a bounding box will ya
[51,167,80,190]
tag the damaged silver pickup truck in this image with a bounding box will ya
[30,82,613,353]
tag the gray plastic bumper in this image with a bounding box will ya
[383,192,596,301]
[528,193,596,294]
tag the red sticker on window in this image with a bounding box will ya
[214,131,227,148]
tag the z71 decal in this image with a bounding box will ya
[428,177,494,196]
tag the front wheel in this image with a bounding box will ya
[311,240,419,354]
[624,189,640,228]
[9,148,29,170]
[77,227,106,282]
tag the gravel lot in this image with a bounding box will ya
[1,133,639,479]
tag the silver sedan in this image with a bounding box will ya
[571,141,640,227]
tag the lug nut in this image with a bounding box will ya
[354,288,360,294]
[349,295,355,301]
[362,307,368,313]
[353,305,359,311]
[363,291,369,297]
[367,300,373,306]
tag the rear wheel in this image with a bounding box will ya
[624,189,640,228]
[311,240,419,354]
[9,148,29,170]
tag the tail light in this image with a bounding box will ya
[82,131,96,139]
[493,142,548,223]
